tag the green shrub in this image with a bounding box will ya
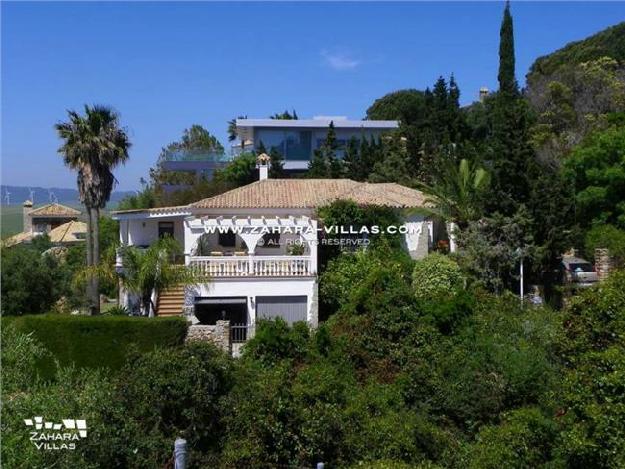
[418,290,477,334]
[1,366,119,469]
[412,253,464,302]
[467,407,559,469]
[555,271,625,467]
[103,305,130,316]
[1,340,232,469]
[3,315,188,378]
[584,224,625,267]
[402,295,561,433]
[1,244,72,315]
[243,318,310,365]
[320,247,412,319]
[1,324,50,394]
[112,342,233,467]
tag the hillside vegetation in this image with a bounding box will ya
[528,22,625,79]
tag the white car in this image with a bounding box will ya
[562,256,599,287]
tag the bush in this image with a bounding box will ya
[1,366,119,469]
[1,324,50,394]
[320,247,412,319]
[412,253,464,302]
[555,271,625,467]
[243,318,310,365]
[4,315,188,378]
[467,407,559,469]
[1,244,72,315]
[419,290,477,334]
[402,295,561,433]
[103,305,130,316]
[112,342,233,467]
[584,224,625,267]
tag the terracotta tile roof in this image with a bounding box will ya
[190,179,427,210]
[2,221,87,247]
[48,221,87,244]
[2,231,33,247]
[29,203,81,217]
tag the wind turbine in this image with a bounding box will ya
[4,189,10,206]
[48,190,58,204]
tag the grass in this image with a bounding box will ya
[3,314,188,379]
[0,206,25,238]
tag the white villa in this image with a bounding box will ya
[112,157,436,340]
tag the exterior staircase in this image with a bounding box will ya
[156,286,185,317]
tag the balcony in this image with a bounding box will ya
[188,255,314,278]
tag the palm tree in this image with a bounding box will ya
[119,238,202,316]
[415,158,490,229]
[227,115,247,142]
[56,105,131,314]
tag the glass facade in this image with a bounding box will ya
[253,126,387,162]
[256,129,312,161]
[285,131,312,160]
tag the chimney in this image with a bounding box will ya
[257,153,271,181]
[479,87,489,103]
[23,199,33,233]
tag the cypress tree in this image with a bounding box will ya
[307,149,327,177]
[269,147,285,178]
[498,1,518,96]
[307,121,341,178]
[485,1,536,216]
[343,137,364,181]
[448,75,460,110]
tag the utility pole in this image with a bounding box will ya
[519,256,524,304]
[516,247,524,304]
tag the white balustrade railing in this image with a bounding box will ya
[188,255,314,277]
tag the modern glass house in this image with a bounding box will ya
[159,149,231,191]
[234,116,399,170]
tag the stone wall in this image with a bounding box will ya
[595,248,612,281]
[185,320,231,354]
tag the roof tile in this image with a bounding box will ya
[190,179,426,209]
[28,203,81,217]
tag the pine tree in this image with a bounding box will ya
[448,75,460,110]
[307,149,328,177]
[325,120,338,151]
[498,1,518,96]
[368,134,411,184]
[256,140,267,155]
[307,121,340,178]
[269,147,285,178]
[343,137,364,181]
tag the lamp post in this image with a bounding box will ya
[516,247,524,304]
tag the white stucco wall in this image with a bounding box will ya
[401,214,433,260]
[123,217,184,247]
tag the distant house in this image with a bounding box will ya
[112,155,438,348]
[158,149,231,192]
[233,116,399,171]
[2,201,86,247]
[156,116,399,190]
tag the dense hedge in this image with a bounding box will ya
[3,315,188,378]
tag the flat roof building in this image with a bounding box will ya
[234,116,399,170]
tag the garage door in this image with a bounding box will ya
[256,296,308,325]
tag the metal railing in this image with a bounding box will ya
[230,323,251,343]
[161,149,230,162]
[189,255,314,277]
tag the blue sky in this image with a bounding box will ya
[2,1,624,191]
